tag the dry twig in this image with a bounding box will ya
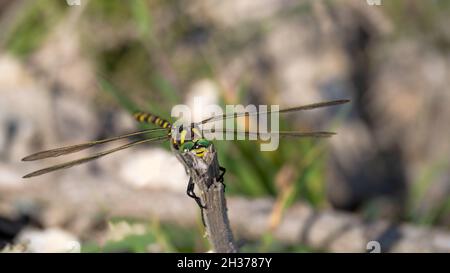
[182,145,237,253]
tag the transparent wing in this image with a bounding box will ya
[22,128,168,161]
[198,99,350,125]
[202,129,336,139]
[22,135,168,178]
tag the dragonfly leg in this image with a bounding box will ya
[186,177,206,209]
[218,166,226,189]
[187,177,207,227]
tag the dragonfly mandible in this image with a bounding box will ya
[22,99,349,209]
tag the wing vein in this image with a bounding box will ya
[199,99,350,125]
[22,127,168,161]
[23,135,168,178]
[202,129,336,138]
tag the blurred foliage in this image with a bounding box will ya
[5,1,67,56]
[3,0,450,252]
[82,218,204,253]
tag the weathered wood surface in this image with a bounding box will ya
[181,146,237,253]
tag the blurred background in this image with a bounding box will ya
[0,0,449,253]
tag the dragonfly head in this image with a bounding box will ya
[171,123,209,157]
[180,138,211,157]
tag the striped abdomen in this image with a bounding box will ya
[133,112,171,129]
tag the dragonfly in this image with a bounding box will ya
[22,99,349,210]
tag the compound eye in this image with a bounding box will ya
[196,139,211,147]
[178,125,184,133]
[180,142,194,152]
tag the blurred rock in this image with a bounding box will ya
[15,227,80,253]
[0,55,53,162]
[371,41,450,171]
[0,54,97,164]
[265,15,350,109]
[29,3,97,99]
[118,148,187,193]
[368,40,450,221]
[191,0,299,28]
[185,79,220,123]
[0,163,23,189]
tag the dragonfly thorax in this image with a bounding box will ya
[170,123,211,157]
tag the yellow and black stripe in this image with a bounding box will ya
[178,126,203,145]
[133,112,171,129]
